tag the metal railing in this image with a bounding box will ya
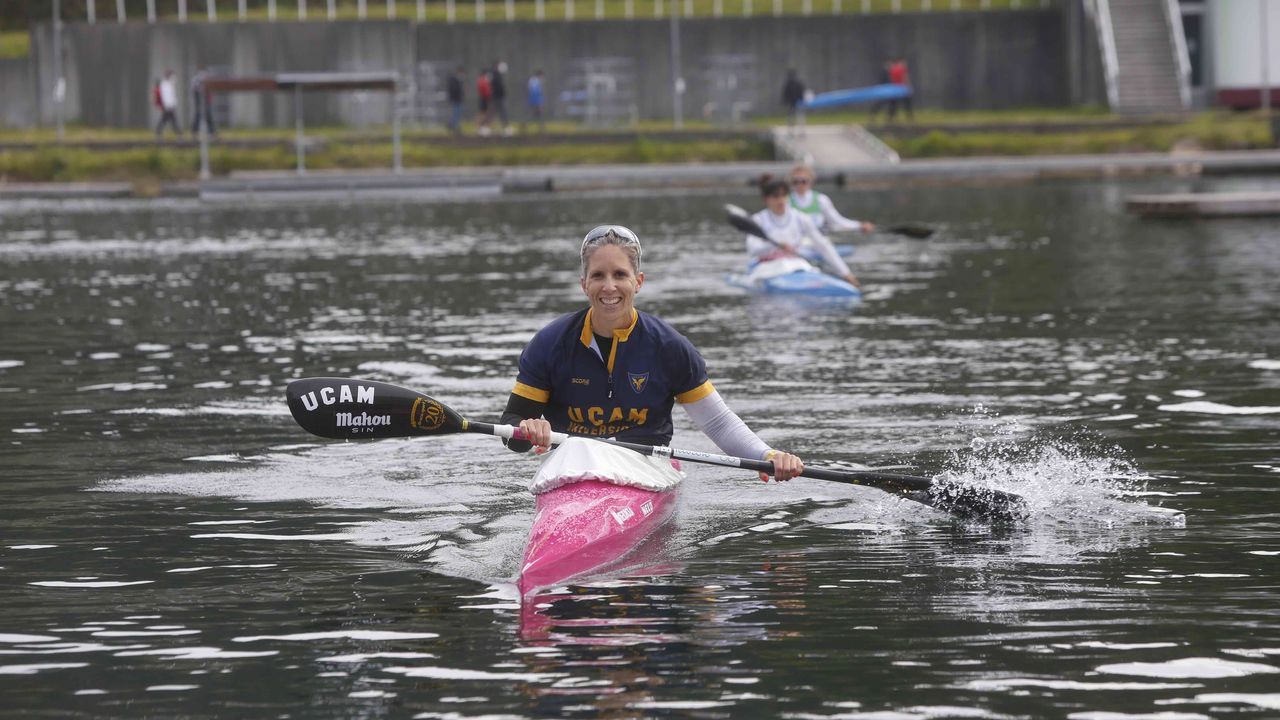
[1161,0,1191,110]
[58,0,1056,25]
[1089,0,1120,110]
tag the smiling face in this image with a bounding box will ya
[580,244,644,334]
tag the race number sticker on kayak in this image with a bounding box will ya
[610,506,635,526]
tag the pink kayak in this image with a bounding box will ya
[518,479,679,597]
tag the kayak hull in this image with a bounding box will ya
[518,479,678,597]
[728,268,862,301]
[803,83,910,111]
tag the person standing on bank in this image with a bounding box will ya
[491,61,512,136]
[476,67,493,136]
[788,165,875,234]
[446,66,466,136]
[190,67,217,138]
[501,225,805,483]
[781,68,806,137]
[526,69,546,134]
[751,176,860,288]
[887,57,914,122]
[155,69,181,140]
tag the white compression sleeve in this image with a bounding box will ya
[681,390,771,461]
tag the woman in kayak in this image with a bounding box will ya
[788,165,876,235]
[751,176,860,288]
[501,224,805,483]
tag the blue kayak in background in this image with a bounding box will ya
[803,83,910,111]
[727,257,862,302]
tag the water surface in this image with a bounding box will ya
[1,177,1278,718]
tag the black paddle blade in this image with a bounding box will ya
[725,203,769,240]
[885,223,935,239]
[925,476,1028,525]
[285,377,467,440]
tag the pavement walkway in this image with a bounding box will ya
[5,148,1280,202]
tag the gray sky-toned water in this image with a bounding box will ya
[1,176,1278,718]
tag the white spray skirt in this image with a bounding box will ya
[529,437,686,495]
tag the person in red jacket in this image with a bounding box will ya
[476,68,493,136]
[887,57,914,121]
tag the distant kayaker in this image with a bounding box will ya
[788,165,875,234]
[751,176,860,288]
[501,225,805,483]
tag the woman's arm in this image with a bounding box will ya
[818,193,871,233]
[681,390,771,460]
[801,217,858,284]
[682,391,804,481]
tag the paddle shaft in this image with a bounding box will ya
[285,377,1026,523]
[470,421,932,494]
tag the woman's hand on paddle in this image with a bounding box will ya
[843,273,861,289]
[861,222,876,234]
[763,450,804,482]
[517,418,553,454]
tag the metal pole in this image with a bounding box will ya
[87,0,96,23]
[117,0,126,22]
[1264,0,1272,115]
[670,0,682,128]
[53,0,65,142]
[392,87,402,173]
[199,103,211,179]
[295,86,306,175]
[147,0,156,22]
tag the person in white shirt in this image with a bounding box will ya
[788,164,875,234]
[748,176,859,288]
[155,70,181,139]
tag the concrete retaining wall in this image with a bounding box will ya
[10,9,1103,130]
[0,56,36,127]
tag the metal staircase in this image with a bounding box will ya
[1093,0,1190,114]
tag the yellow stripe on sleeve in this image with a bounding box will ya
[674,380,715,404]
[512,382,551,403]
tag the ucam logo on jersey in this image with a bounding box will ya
[298,383,375,412]
[628,372,649,393]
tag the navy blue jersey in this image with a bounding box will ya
[512,308,715,445]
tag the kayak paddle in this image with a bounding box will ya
[728,202,933,242]
[285,377,1028,524]
[882,223,935,239]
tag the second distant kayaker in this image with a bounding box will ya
[788,165,876,235]
[751,176,860,289]
[501,224,805,483]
